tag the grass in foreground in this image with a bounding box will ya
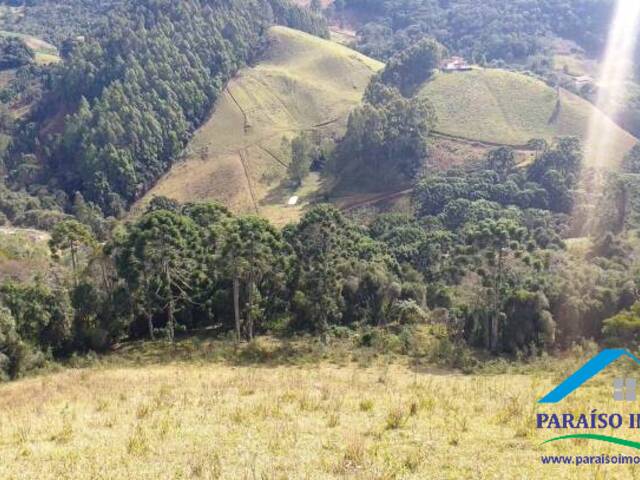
[1,335,639,479]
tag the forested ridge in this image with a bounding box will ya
[3,0,327,217]
[339,0,615,62]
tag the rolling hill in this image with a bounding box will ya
[419,68,637,163]
[0,30,60,65]
[136,26,383,225]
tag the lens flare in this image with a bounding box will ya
[584,0,640,168]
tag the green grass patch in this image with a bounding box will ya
[419,68,637,162]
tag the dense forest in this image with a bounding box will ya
[1,0,640,383]
[0,0,124,45]
[0,0,327,222]
[338,0,615,62]
[4,131,640,379]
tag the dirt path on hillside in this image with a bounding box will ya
[238,149,260,214]
[258,145,288,168]
[431,131,536,151]
[338,189,413,211]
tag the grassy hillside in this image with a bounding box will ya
[0,31,60,65]
[137,26,382,225]
[0,336,634,479]
[419,68,637,163]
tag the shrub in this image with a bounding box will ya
[603,302,640,345]
[389,300,429,325]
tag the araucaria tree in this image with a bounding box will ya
[114,210,202,341]
[219,216,287,342]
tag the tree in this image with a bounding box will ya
[622,144,640,174]
[503,290,555,352]
[487,147,515,180]
[218,216,286,341]
[287,132,314,187]
[1,281,73,355]
[603,302,640,345]
[114,210,202,341]
[287,207,347,340]
[335,85,435,182]
[466,218,528,351]
[0,306,29,380]
[49,219,96,285]
[379,38,444,95]
[0,37,34,70]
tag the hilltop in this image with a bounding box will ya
[137,26,383,225]
[419,68,637,163]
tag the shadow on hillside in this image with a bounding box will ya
[99,333,363,370]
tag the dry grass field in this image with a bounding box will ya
[1,336,639,479]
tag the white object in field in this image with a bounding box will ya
[287,196,299,206]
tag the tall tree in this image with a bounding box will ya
[114,210,202,341]
[218,216,287,341]
[287,132,314,187]
[49,219,96,285]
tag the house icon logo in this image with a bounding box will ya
[539,349,640,403]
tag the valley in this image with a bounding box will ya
[136,26,383,225]
[0,1,639,478]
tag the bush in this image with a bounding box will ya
[0,306,45,380]
[14,209,71,231]
[603,302,640,346]
[1,281,74,354]
[389,300,429,325]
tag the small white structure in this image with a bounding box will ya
[573,75,594,89]
[441,56,472,72]
[287,196,299,206]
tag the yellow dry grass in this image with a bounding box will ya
[1,337,640,479]
[136,26,382,226]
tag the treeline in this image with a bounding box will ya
[5,0,327,217]
[0,199,432,379]
[4,136,640,379]
[339,0,615,62]
[410,137,640,352]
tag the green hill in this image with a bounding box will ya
[419,68,637,162]
[137,26,383,225]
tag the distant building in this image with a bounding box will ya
[440,56,472,72]
[573,75,593,89]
